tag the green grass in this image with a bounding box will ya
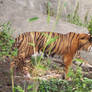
[87,17,92,35]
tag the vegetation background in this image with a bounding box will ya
[0,0,92,92]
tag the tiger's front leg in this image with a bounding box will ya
[63,54,73,79]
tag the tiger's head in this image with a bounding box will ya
[78,33,92,52]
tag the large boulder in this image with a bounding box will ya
[0,0,92,65]
[0,0,88,36]
[1,0,92,22]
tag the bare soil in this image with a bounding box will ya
[0,61,12,92]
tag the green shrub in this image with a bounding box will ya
[14,66,92,92]
[0,23,17,58]
[67,14,83,27]
[87,17,92,35]
[38,67,92,92]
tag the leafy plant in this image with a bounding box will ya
[67,2,88,27]
[87,17,92,35]
[0,23,17,58]
[29,17,39,22]
[15,86,24,92]
[67,13,83,26]
[14,67,92,92]
[67,2,83,27]
[38,66,92,92]
[67,66,92,92]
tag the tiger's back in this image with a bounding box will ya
[14,32,79,58]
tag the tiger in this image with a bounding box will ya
[10,32,92,79]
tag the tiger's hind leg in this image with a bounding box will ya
[10,56,25,75]
[10,55,32,79]
[22,58,34,79]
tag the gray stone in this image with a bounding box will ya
[0,0,92,65]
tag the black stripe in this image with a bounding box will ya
[34,32,36,42]
[66,34,69,53]
[69,32,72,38]
[59,34,65,54]
[69,33,75,51]
[70,33,75,44]
[76,34,79,39]
[36,33,40,42]
[18,34,26,51]
[45,45,50,52]
[56,34,61,54]
[17,34,25,48]
[50,44,56,54]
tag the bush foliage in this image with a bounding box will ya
[0,23,17,58]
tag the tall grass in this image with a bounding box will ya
[14,0,64,91]
[28,0,63,68]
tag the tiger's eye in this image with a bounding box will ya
[89,37,92,42]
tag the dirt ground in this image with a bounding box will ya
[0,61,12,92]
[0,57,92,92]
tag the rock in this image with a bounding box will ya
[1,0,92,23]
[79,0,92,22]
[0,0,92,65]
[44,0,92,22]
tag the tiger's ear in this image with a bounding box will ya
[79,33,90,39]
